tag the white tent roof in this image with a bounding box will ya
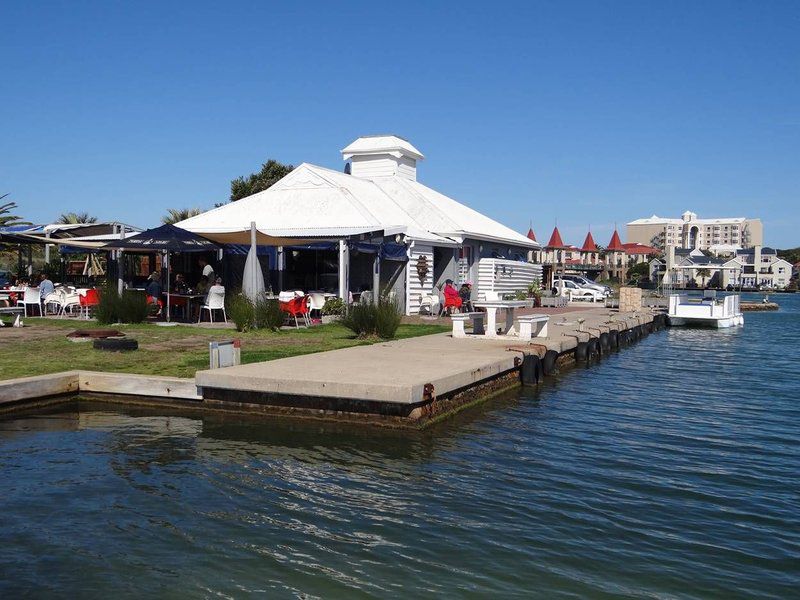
[177,162,537,248]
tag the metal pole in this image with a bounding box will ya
[250,221,257,298]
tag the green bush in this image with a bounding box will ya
[95,286,119,325]
[341,299,402,339]
[118,291,148,323]
[96,287,148,324]
[374,299,403,339]
[254,296,284,331]
[321,297,346,316]
[227,294,255,332]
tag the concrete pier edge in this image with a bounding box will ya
[0,310,662,428]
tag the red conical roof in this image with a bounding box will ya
[581,231,597,251]
[546,226,566,248]
[607,229,624,251]
[526,227,537,242]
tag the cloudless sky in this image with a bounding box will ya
[2,1,798,246]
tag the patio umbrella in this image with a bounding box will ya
[103,224,220,322]
[242,221,265,302]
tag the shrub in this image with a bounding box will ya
[118,291,149,323]
[96,287,149,324]
[341,299,402,339]
[321,297,345,316]
[227,294,255,332]
[254,296,284,331]
[512,289,527,300]
[374,299,402,339]
[95,285,119,325]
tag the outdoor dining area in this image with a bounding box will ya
[1,222,382,329]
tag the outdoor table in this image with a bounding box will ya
[164,292,206,321]
[472,300,530,337]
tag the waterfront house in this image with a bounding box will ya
[177,135,540,314]
[650,245,791,289]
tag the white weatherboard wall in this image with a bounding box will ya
[406,243,434,315]
[477,258,542,299]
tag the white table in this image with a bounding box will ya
[472,300,530,337]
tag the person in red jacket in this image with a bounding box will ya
[442,279,463,314]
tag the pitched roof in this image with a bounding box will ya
[546,226,566,248]
[622,242,661,255]
[526,227,537,242]
[606,229,624,251]
[580,231,597,251]
[177,162,537,248]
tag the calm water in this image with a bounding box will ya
[1,294,798,598]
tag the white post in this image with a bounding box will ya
[117,225,125,296]
[277,246,284,292]
[45,231,51,264]
[250,221,258,297]
[338,239,349,301]
[372,251,380,304]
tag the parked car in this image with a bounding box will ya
[559,274,611,296]
[553,279,606,302]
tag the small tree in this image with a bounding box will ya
[230,159,294,201]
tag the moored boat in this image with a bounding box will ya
[667,292,744,328]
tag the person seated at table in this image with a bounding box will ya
[442,279,463,314]
[208,277,225,299]
[195,275,210,297]
[459,281,473,312]
[145,271,164,316]
[173,273,188,294]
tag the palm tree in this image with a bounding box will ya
[0,194,32,228]
[161,207,202,225]
[57,212,98,224]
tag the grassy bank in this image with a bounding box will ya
[0,319,450,381]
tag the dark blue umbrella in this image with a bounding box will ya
[104,224,220,322]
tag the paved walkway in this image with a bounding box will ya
[197,306,657,406]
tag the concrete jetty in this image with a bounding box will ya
[1,305,662,428]
[196,306,659,426]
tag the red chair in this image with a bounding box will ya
[79,288,100,319]
[146,295,165,316]
[280,295,310,328]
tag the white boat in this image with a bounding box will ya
[667,293,744,328]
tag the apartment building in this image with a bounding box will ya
[627,211,762,251]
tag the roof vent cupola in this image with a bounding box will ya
[341,135,424,181]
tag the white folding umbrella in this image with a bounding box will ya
[242,221,265,302]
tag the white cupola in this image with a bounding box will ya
[341,135,424,181]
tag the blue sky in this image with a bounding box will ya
[2,1,798,246]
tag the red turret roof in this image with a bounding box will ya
[526,227,537,242]
[581,231,597,251]
[606,229,624,251]
[546,226,566,248]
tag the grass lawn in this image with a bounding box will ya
[0,318,450,381]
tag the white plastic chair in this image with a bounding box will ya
[59,290,82,317]
[278,291,296,302]
[419,293,440,315]
[43,290,63,315]
[198,287,227,323]
[17,286,42,316]
[307,292,326,317]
